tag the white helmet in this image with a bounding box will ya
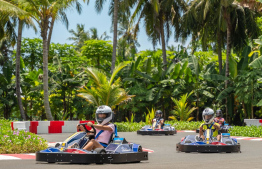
[202,108,215,124]
[95,105,113,125]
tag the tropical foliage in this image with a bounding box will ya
[1,0,262,126]
[0,119,47,154]
[77,62,134,109]
[169,92,197,121]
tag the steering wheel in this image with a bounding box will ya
[78,123,96,136]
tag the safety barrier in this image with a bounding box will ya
[244,119,262,126]
[11,120,95,134]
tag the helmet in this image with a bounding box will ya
[202,108,215,124]
[216,110,223,117]
[95,105,113,125]
[155,110,163,119]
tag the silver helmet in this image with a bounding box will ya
[95,105,113,125]
[202,108,215,124]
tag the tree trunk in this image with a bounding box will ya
[217,31,223,74]
[196,92,199,121]
[97,55,100,68]
[16,19,27,121]
[41,18,53,121]
[224,10,232,122]
[47,17,55,53]
[159,13,167,70]
[63,90,67,119]
[111,0,118,73]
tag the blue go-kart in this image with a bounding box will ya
[36,124,148,164]
[137,120,177,136]
[177,128,240,153]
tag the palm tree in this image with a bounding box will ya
[89,27,110,40]
[17,0,83,120]
[77,62,134,109]
[117,21,140,60]
[130,0,186,70]
[0,0,36,120]
[93,0,135,73]
[68,24,89,50]
[181,0,260,120]
[68,24,110,51]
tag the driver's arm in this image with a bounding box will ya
[214,123,220,130]
[86,122,113,132]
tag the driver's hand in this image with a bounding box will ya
[214,124,220,129]
[86,122,93,127]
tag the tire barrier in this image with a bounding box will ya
[11,121,95,134]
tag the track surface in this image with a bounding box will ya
[1,132,262,169]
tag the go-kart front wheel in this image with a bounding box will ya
[94,148,106,154]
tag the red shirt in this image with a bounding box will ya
[214,117,225,126]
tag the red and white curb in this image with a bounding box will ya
[232,136,262,141]
[0,154,35,160]
[142,148,154,153]
[177,130,195,132]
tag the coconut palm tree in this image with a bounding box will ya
[0,0,36,120]
[17,0,83,120]
[89,27,110,40]
[77,62,134,109]
[68,24,89,50]
[130,0,186,70]
[93,0,136,73]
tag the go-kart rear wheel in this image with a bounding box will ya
[55,143,60,148]
[138,146,143,152]
[94,148,106,154]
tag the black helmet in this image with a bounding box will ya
[216,110,223,117]
[155,110,163,118]
[95,105,113,125]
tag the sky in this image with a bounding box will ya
[22,1,188,52]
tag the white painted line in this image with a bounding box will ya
[27,153,36,156]
[250,138,262,141]
[0,155,21,160]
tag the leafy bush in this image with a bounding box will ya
[165,121,202,130]
[115,121,202,132]
[115,122,146,132]
[0,120,48,154]
[228,126,262,137]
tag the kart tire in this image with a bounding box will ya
[94,148,106,154]
[138,146,143,152]
[55,143,60,148]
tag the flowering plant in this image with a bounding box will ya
[0,119,47,154]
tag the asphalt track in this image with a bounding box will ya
[1,132,262,169]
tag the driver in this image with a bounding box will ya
[152,110,164,129]
[199,108,221,141]
[213,110,225,127]
[77,105,115,151]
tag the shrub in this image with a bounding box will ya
[228,126,262,137]
[115,121,202,132]
[0,119,48,154]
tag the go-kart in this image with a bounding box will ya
[36,124,148,164]
[196,123,233,133]
[176,128,240,153]
[137,121,177,135]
